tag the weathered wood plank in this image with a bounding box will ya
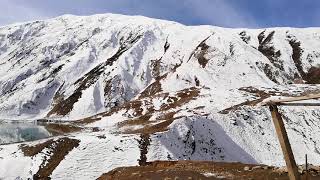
[261,93,320,106]
[269,105,301,180]
[272,102,320,106]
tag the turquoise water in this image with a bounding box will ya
[0,121,51,145]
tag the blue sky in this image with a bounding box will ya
[1,0,320,28]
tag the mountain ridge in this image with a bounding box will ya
[0,13,320,179]
[1,13,320,120]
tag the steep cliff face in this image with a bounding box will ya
[1,14,320,179]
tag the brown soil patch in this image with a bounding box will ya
[77,87,200,131]
[119,112,179,135]
[122,100,145,116]
[74,104,123,125]
[141,116,181,134]
[219,99,266,114]
[118,114,153,128]
[98,161,320,180]
[47,91,82,117]
[75,116,102,124]
[120,87,199,134]
[20,137,80,179]
[306,66,320,84]
[139,74,167,98]
[44,123,83,135]
[160,87,200,111]
[20,139,55,157]
[219,87,274,114]
[129,116,181,135]
[29,137,80,179]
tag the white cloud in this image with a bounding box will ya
[184,0,257,27]
[0,0,48,26]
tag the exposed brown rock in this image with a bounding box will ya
[239,31,251,44]
[98,161,320,180]
[188,34,213,68]
[306,66,320,84]
[288,37,305,79]
[258,31,283,71]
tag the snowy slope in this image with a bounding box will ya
[1,13,320,120]
[0,13,320,179]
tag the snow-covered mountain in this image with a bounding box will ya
[1,13,320,179]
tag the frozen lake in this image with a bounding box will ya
[0,121,52,145]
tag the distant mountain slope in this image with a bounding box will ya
[0,14,319,120]
[0,14,320,179]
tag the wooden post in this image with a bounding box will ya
[269,105,300,180]
[305,154,308,180]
